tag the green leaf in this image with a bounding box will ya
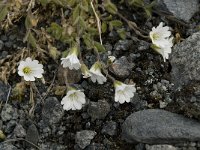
[109,20,123,30]
[103,0,118,14]
[47,23,63,40]
[66,0,77,7]
[117,28,126,39]
[0,5,8,22]
[79,16,86,29]
[87,27,98,35]
[48,44,61,60]
[102,22,107,33]
[72,5,80,24]
[144,7,152,18]
[94,41,106,52]
[39,0,51,6]
[83,33,93,49]
[128,0,144,7]
[27,32,37,48]
[143,0,156,18]
[80,0,89,12]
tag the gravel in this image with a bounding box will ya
[1,104,18,122]
[87,99,110,121]
[145,144,178,150]
[0,81,10,102]
[42,97,64,125]
[75,130,97,149]
[101,121,117,136]
[0,143,17,150]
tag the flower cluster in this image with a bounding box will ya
[150,22,174,62]
[18,48,136,111]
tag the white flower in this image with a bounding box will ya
[114,80,136,104]
[18,57,44,81]
[89,62,107,84]
[61,88,86,111]
[61,47,81,70]
[153,37,173,62]
[108,56,116,63]
[150,22,171,47]
[81,64,91,78]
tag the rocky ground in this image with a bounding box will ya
[1,0,200,150]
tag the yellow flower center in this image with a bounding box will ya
[69,93,78,101]
[23,67,32,74]
[152,33,160,40]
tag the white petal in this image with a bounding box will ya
[24,75,35,81]
[73,100,82,110]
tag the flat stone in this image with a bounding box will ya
[25,124,39,147]
[42,97,64,125]
[122,109,200,144]
[146,144,178,150]
[75,130,97,149]
[13,124,26,138]
[109,56,134,78]
[87,99,110,121]
[170,31,200,119]
[170,31,200,89]
[156,0,199,22]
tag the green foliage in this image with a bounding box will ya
[103,0,118,14]
[0,4,8,22]
[0,0,141,83]
[127,0,156,17]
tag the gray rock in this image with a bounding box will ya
[170,31,200,119]
[1,104,18,122]
[135,143,145,150]
[0,40,4,50]
[122,109,200,144]
[109,56,134,78]
[87,99,110,121]
[57,65,81,85]
[13,124,26,138]
[114,40,133,51]
[101,121,117,136]
[25,124,39,147]
[138,40,150,51]
[40,142,67,150]
[170,31,200,89]
[146,144,178,150]
[75,130,97,149]
[85,143,106,150]
[131,93,147,110]
[0,81,9,102]
[156,0,199,22]
[0,143,17,150]
[5,120,16,133]
[42,97,64,125]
